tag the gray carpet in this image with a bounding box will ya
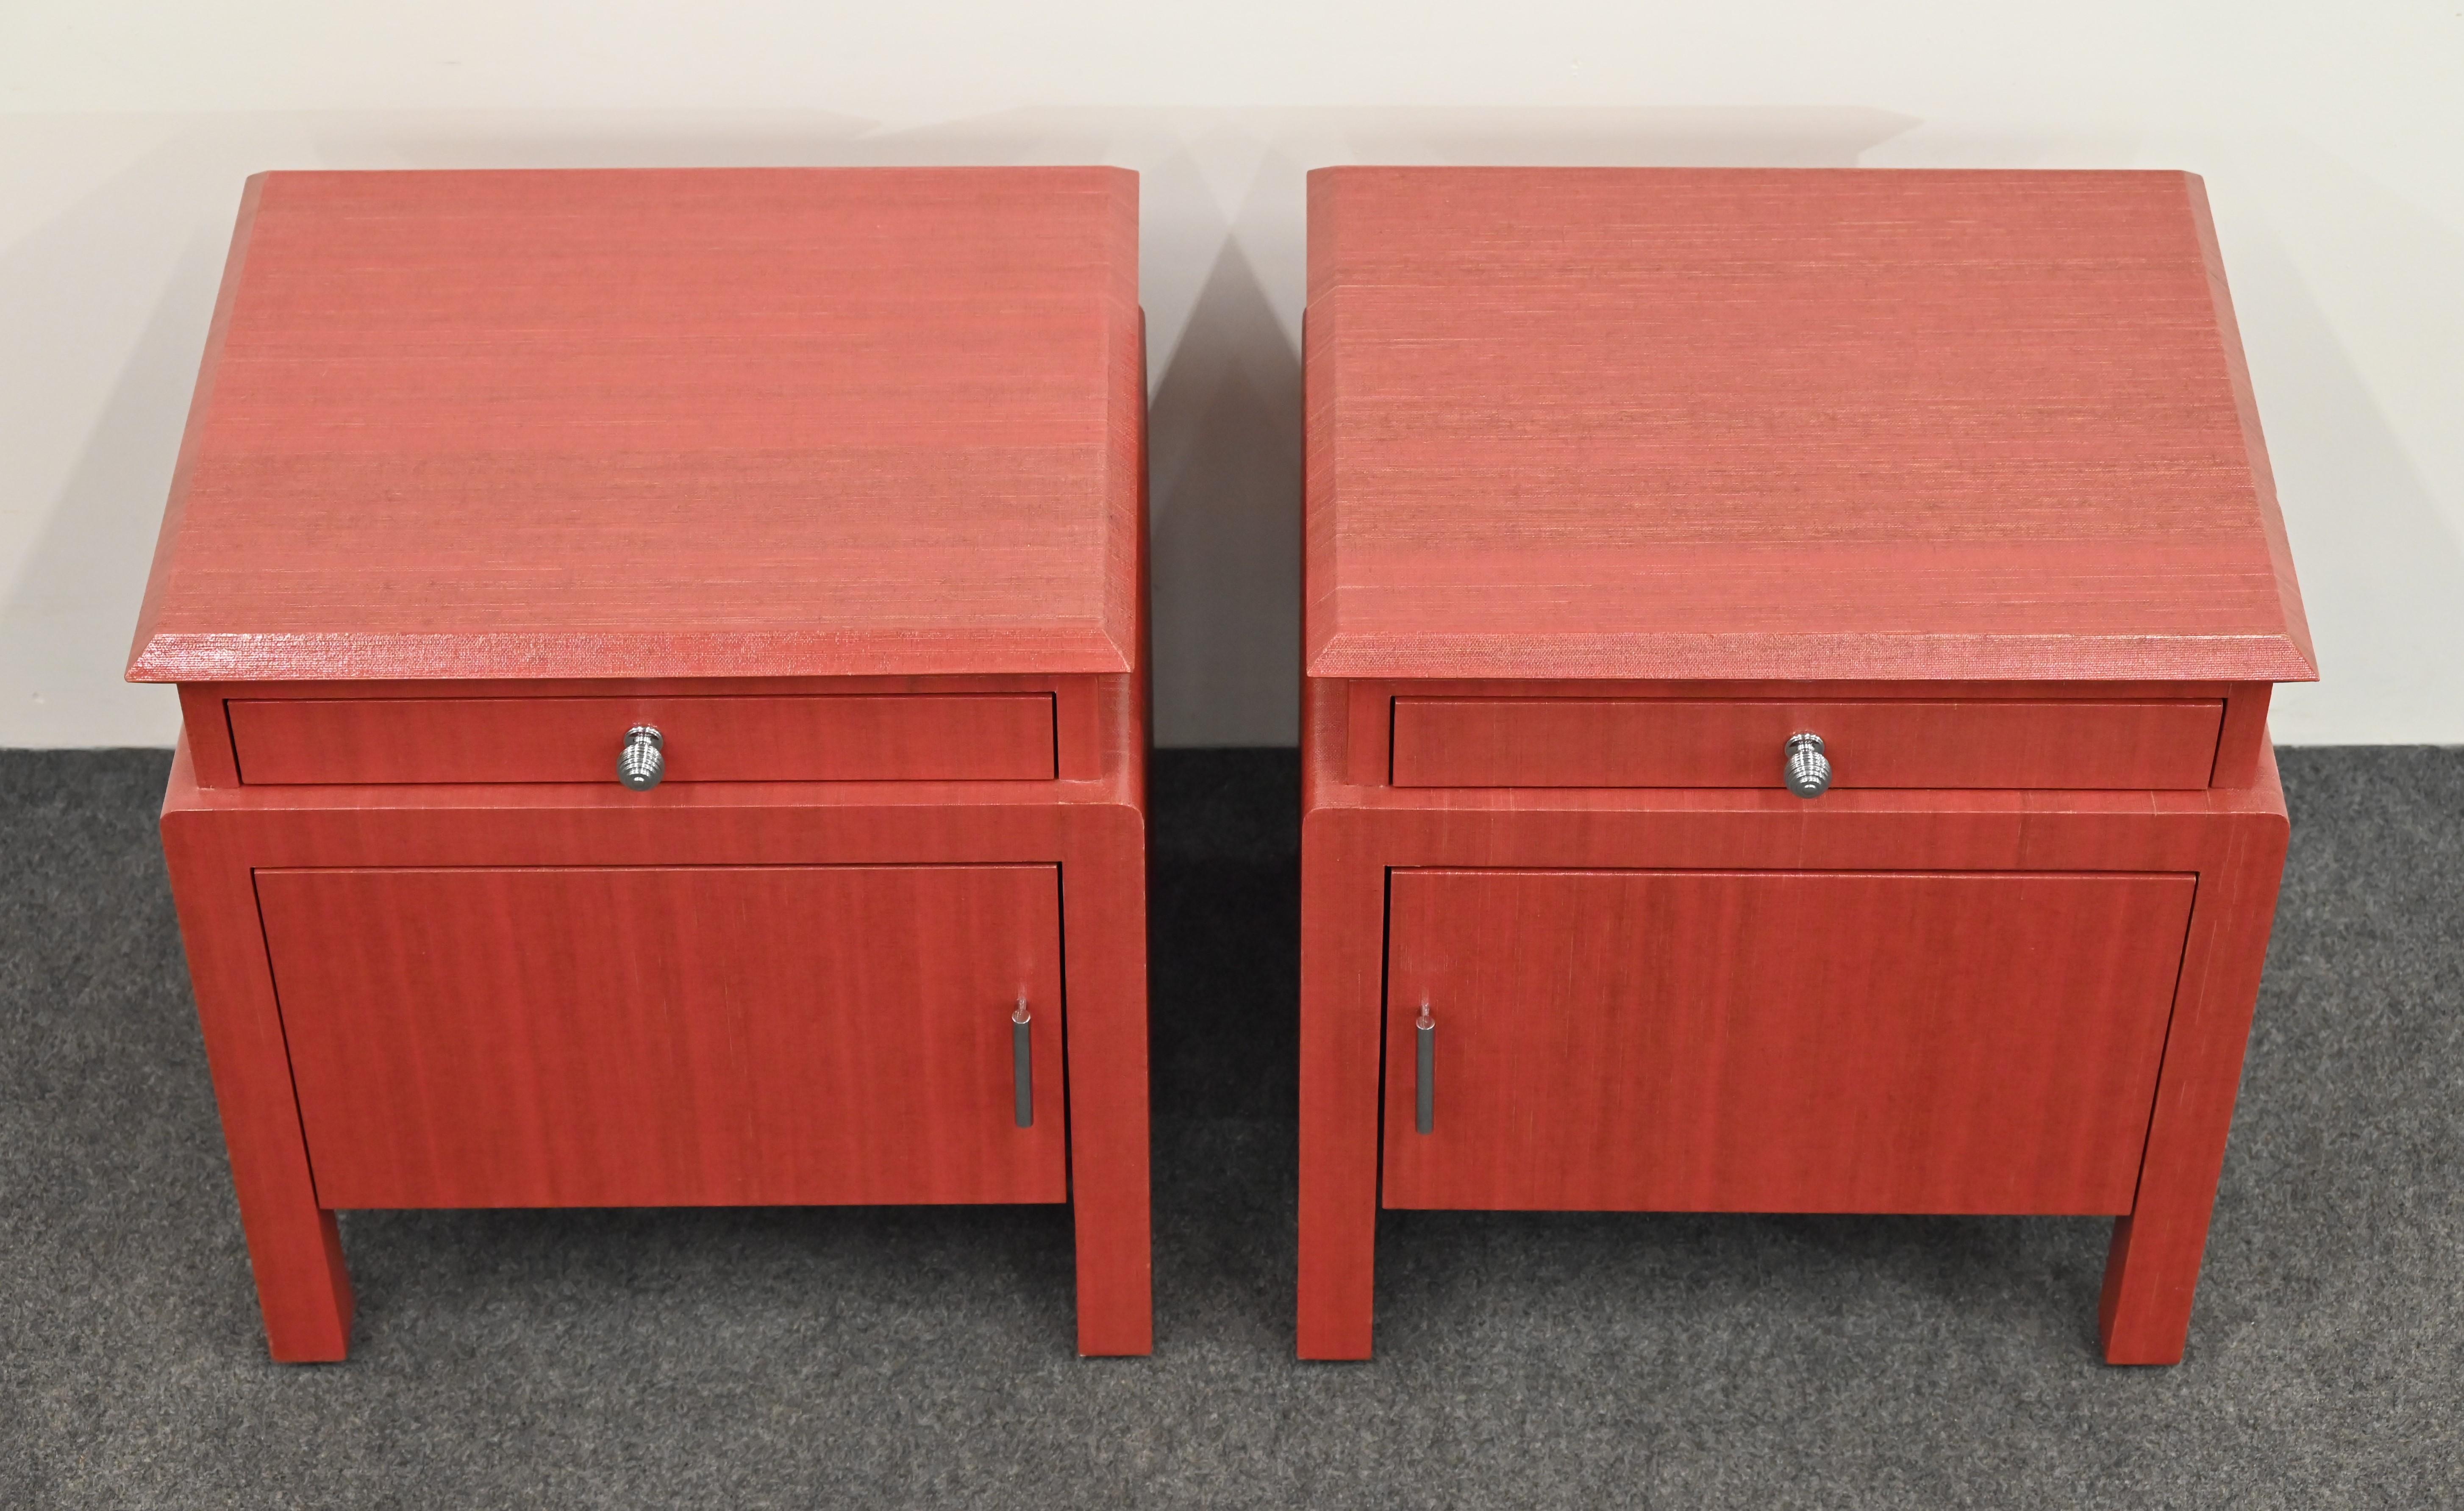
[1,748,2456,1508]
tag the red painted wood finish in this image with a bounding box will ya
[139,169,1152,1362]
[1347,678,2276,793]
[1305,168,2317,685]
[261,865,1067,1208]
[161,698,1150,1359]
[1389,697,2222,790]
[1298,682,2291,1365]
[1299,170,2308,1367]
[181,674,1112,787]
[128,168,1143,684]
[1383,870,2194,1213]
[229,693,1058,785]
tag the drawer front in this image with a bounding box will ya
[228,693,1056,785]
[1381,868,2195,1215]
[258,864,1067,1208]
[1388,697,2222,790]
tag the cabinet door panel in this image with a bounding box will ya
[1383,869,2195,1215]
[258,864,1065,1208]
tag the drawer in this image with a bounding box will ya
[227,693,1056,785]
[1388,697,2223,790]
[1381,868,2195,1215]
[258,864,1067,1208]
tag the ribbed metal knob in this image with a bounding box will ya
[1783,732,1830,798]
[617,725,664,791]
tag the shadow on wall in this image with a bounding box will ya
[0,106,1923,750]
[2195,133,2464,744]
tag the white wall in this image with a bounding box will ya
[3,2,2459,748]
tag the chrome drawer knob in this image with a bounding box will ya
[1783,732,1830,798]
[617,724,664,791]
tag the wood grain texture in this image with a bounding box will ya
[1054,675,1107,782]
[1390,697,2222,790]
[1304,167,2317,683]
[229,693,1057,785]
[178,674,1105,790]
[1064,326,1154,1356]
[1295,720,1389,1359]
[158,780,354,1362]
[161,701,1150,1356]
[178,684,242,787]
[2210,684,2273,789]
[1339,677,2263,793]
[128,167,1142,684]
[2100,785,2290,1363]
[1381,869,2194,1213]
[260,865,1068,1208]
[2182,175,2313,690]
[1296,679,2292,1361]
[1057,802,1155,1355]
[138,170,1152,1359]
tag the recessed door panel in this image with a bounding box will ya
[259,864,1066,1208]
[1383,869,2195,1214]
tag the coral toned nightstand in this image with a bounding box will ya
[1297,167,2315,1364]
[129,168,1151,1361]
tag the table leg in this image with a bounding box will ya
[1062,807,1153,1356]
[2100,808,2288,1364]
[161,800,355,1363]
[1298,808,1387,1359]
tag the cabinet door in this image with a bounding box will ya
[258,865,1065,1209]
[1382,869,2196,1215]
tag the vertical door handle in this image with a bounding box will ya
[1012,1000,1034,1128]
[1414,1006,1435,1134]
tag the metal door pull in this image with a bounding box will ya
[1012,1000,1034,1128]
[1415,1006,1435,1134]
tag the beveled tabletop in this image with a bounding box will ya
[130,167,1142,684]
[1305,166,2314,685]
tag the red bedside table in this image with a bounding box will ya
[128,167,1152,1360]
[1296,167,2316,1364]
